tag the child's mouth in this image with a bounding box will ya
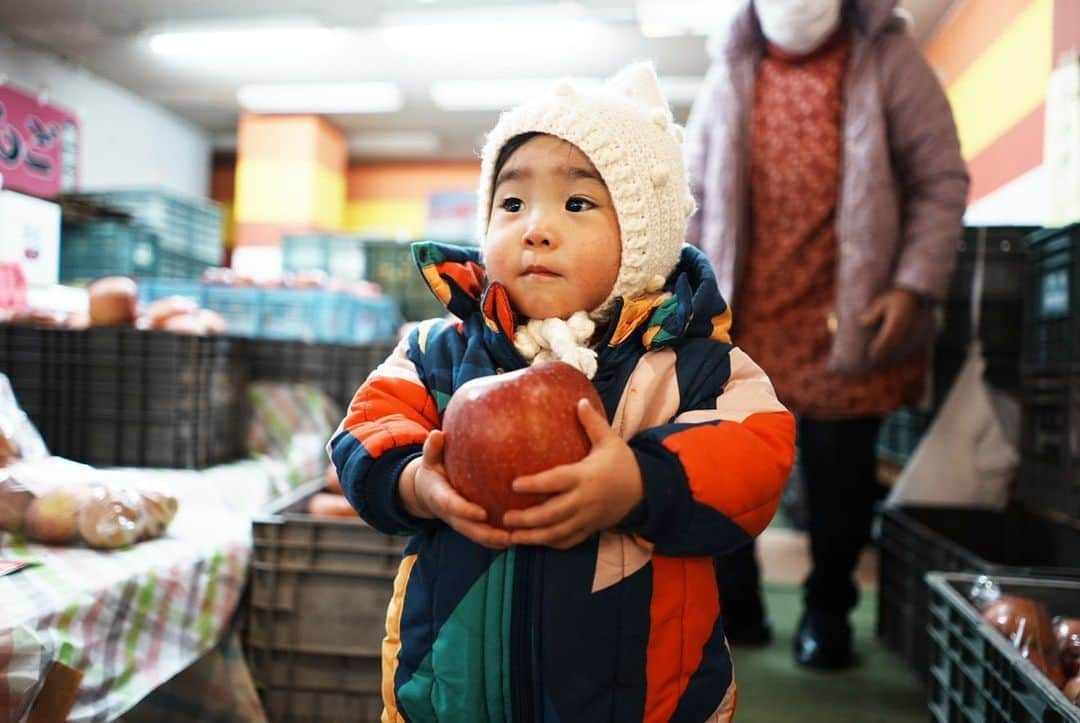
[523,265,560,278]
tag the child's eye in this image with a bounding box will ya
[566,197,595,212]
[500,197,523,212]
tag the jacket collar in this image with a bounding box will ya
[411,241,733,353]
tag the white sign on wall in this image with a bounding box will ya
[1045,52,1080,226]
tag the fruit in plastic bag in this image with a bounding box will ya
[1064,675,1080,703]
[0,480,32,532]
[981,595,1059,651]
[0,432,19,466]
[24,488,87,544]
[1056,618,1080,679]
[77,484,145,549]
[138,489,178,540]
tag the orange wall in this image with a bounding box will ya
[347,161,479,201]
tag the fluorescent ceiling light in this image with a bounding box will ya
[237,83,404,114]
[636,0,737,38]
[431,78,595,111]
[381,4,601,54]
[348,132,441,156]
[150,25,341,57]
[431,76,703,111]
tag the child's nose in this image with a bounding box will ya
[522,219,557,248]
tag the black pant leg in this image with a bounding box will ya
[798,415,883,616]
[715,540,766,628]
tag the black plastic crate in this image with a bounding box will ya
[245,480,405,722]
[0,324,78,447]
[876,505,1080,680]
[1017,373,1080,521]
[876,408,932,464]
[1024,224,1079,373]
[950,227,1035,305]
[246,338,394,409]
[0,324,247,468]
[926,572,1080,723]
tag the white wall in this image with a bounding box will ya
[0,33,212,198]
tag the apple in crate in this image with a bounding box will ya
[442,361,604,528]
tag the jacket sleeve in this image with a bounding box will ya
[880,31,970,302]
[328,332,441,535]
[621,345,796,557]
[683,65,721,249]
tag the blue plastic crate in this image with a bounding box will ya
[259,289,340,343]
[79,189,223,265]
[137,279,205,306]
[204,286,263,338]
[347,296,400,343]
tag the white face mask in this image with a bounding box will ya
[754,0,843,55]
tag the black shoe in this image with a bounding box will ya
[793,611,854,670]
[724,619,774,647]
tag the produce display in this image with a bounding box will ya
[441,361,604,528]
[0,275,229,335]
[972,578,1080,707]
[0,459,179,549]
[202,266,384,298]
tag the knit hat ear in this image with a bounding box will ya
[477,61,694,321]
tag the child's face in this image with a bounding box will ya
[485,135,621,321]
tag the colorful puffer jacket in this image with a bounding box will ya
[330,241,795,723]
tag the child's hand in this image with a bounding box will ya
[404,431,511,549]
[503,399,644,549]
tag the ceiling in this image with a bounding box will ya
[2,0,956,159]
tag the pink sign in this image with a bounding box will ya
[0,82,79,199]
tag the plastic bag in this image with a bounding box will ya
[969,576,1069,690]
[0,457,178,549]
[0,373,49,467]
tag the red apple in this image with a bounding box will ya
[442,361,604,528]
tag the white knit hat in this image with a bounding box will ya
[478,62,696,319]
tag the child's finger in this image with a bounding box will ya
[428,475,487,522]
[509,519,582,548]
[502,493,576,529]
[512,467,576,495]
[422,430,445,465]
[576,399,610,445]
[451,518,511,549]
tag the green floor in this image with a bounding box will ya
[733,584,927,722]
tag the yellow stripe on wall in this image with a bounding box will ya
[344,200,427,238]
[220,201,235,249]
[313,165,346,231]
[236,159,345,229]
[945,0,1052,160]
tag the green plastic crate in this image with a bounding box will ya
[60,222,159,281]
[76,189,223,265]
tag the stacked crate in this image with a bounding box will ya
[1019,224,1080,521]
